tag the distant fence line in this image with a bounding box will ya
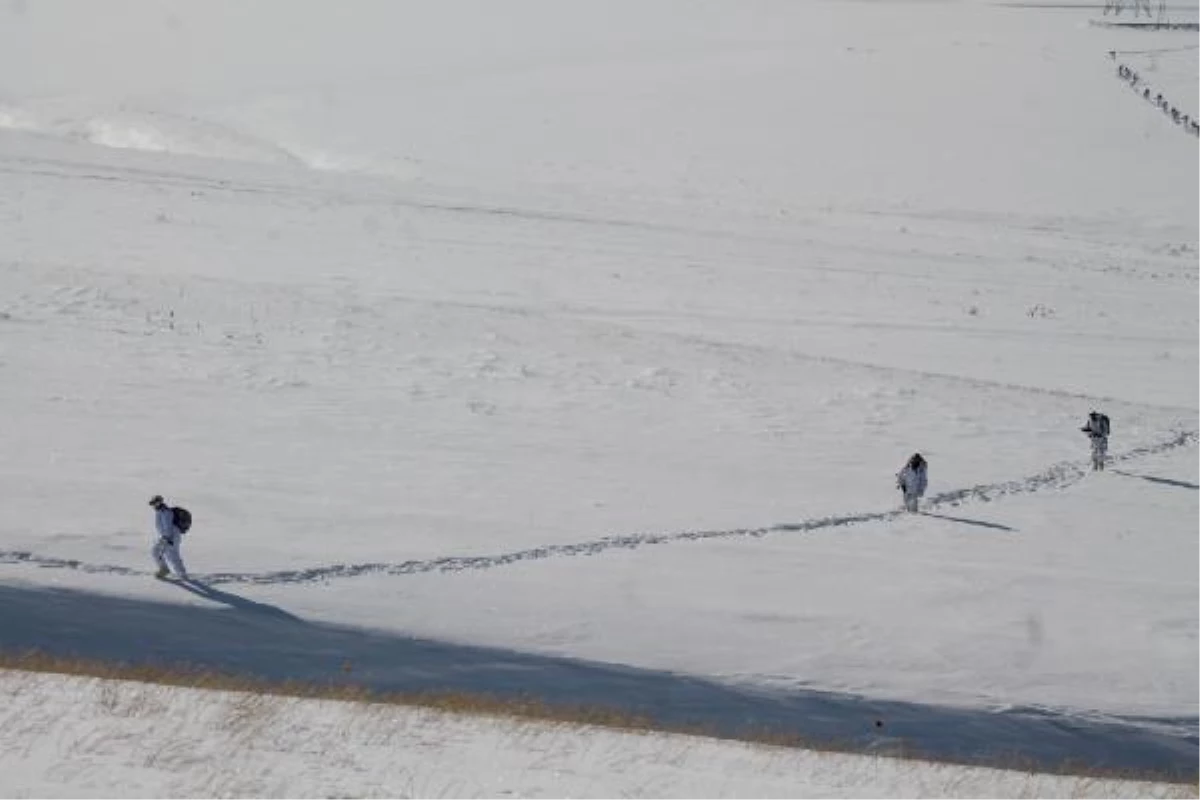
[1109,53,1200,137]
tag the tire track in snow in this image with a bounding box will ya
[0,154,744,241]
[651,325,1197,413]
[1,430,1194,586]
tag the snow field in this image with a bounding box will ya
[0,0,1196,790]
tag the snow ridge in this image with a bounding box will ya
[1,430,1194,586]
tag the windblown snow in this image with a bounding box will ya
[0,0,1196,794]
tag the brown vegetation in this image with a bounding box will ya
[1,647,1194,789]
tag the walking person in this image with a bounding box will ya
[1081,411,1111,471]
[896,453,928,513]
[150,494,191,580]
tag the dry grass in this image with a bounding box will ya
[0,648,660,730]
[1,647,1195,790]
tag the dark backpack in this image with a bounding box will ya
[172,507,192,533]
[1098,414,1111,437]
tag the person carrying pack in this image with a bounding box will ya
[1081,411,1111,471]
[896,453,929,513]
[149,494,191,580]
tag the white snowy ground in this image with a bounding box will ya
[0,0,1197,792]
[1,670,1194,799]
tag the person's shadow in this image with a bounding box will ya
[1111,470,1199,491]
[920,512,1015,532]
[173,579,303,623]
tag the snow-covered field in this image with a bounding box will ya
[1,0,1197,793]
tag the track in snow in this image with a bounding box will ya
[1,429,1195,586]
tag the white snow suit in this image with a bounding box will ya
[153,506,188,579]
[1082,414,1110,471]
[896,461,928,513]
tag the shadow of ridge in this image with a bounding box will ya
[172,579,304,623]
[1111,470,1200,491]
[0,583,1193,780]
[920,512,1017,532]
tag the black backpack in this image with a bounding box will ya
[172,507,192,533]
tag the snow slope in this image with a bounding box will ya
[1,670,1193,798]
[0,0,1196,785]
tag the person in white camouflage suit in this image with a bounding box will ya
[1081,411,1111,471]
[149,494,189,580]
[896,453,928,513]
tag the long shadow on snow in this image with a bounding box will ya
[0,583,1193,779]
[172,579,303,623]
[919,512,1016,532]
[1111,470,1200,491]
